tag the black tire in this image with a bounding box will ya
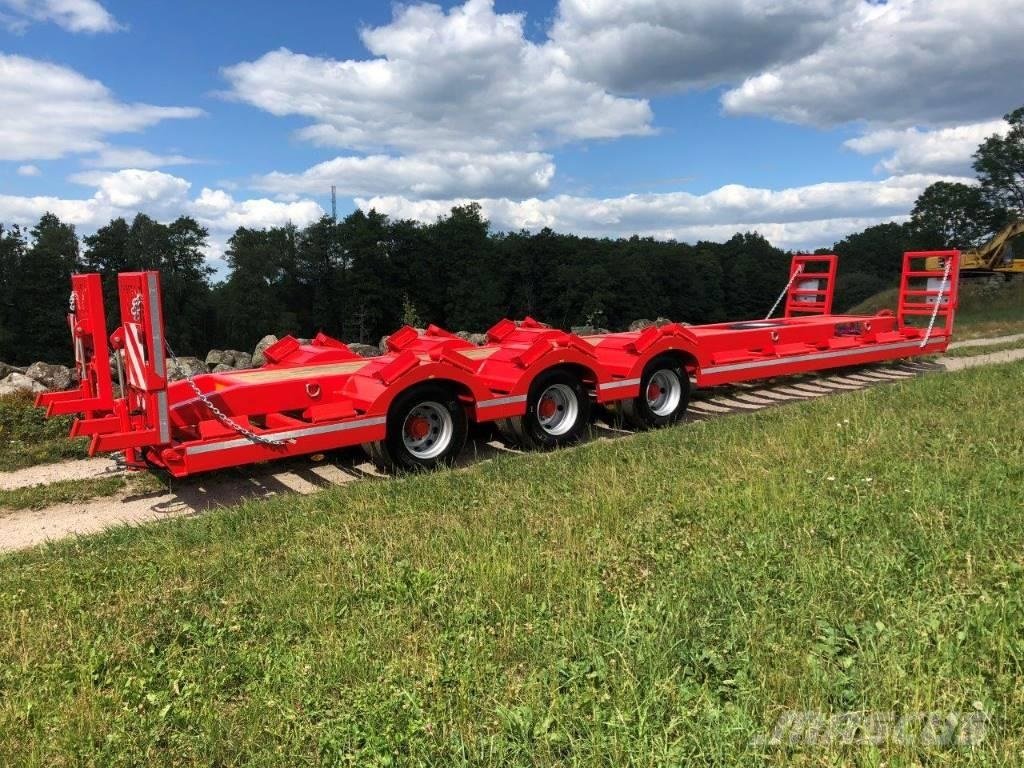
[504,368,591,450]
[619,356,690,430]
[364,384,468,472]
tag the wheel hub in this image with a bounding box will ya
[645,369,682,417]
[406,415,431,441]
[400,401,454,460]
[536,383,578,436]
[538,397,558,420]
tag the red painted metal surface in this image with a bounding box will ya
[37,251,961,477]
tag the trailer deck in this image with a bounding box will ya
[37,250,960,477]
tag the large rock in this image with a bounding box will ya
[252,335,278,368]
[468,333,487,346]
[212,363,234,373]
[25,361,73,390]
[0,372,46,396]
[654,317,672,327]
[205,349,225,367]
[629,319,653,331]
[571,325,609,336]
[347,343,381,358]
[166,356,206,382]
[223,349,247,367]
[233,352,253,370]
[0,362,26,380]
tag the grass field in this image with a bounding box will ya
[1,360,1022,766]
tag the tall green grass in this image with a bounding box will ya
[0,392,88,471]
[1,361,1022,766]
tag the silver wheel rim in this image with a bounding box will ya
[645,369,682,416]
[536,383,578,436]
[401,401,453,460]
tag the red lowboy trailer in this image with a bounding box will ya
[36,250,960,477]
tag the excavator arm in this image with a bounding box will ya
[929,220,1024,274]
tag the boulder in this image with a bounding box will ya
[455,331,472,341]
[0,372,46,396]
[166,356,206,382]
[25,361,73,390]
[213,363,234,373]
[629,319,653,331]
[654,317,672,327]
[347,343,381,358]
[219,350,237,367]
[378,334,390,353]
[252,335,278,367]
[205,349,225,367]
[223,349,247,367]
[468,333,487,346]
[0,362,26,380]
[234,352,253,370]
[570,325,609,336]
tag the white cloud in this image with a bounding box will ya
[0,169,324,261]
[223,0,652,154]
[190,187,323,232]
[16,164,40,176]
[844,120,1010,176]
[82,146,198,170]
[69,168,192,209]
[0,53,201,162]
[252,151,555,200]
[357,174,967,250]
[0,0,119,33]
[722,0,1024,128]
[550,0,856,93]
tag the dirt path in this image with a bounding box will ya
[936,347,1024,371]
[946,332,1024,351]
[0,456,124,491]
[0,349,1002,554]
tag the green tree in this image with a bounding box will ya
[83,214,213,354]
[428,203,501,331]
[908,181,1001,249]
[0,224,28,360]
[12,213,80,364]
[973,106,1024,216]
[218,226,298,348]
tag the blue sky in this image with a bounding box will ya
[1,0,1021,265]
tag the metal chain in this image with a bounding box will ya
[919,256,952,349]
[164,340,288,447]
[68,291,77,314]
[130,293,143,322]
[765,264,804,320]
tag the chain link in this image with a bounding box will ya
[68,291,77,314]
[919,256,952,349]
[164,340,288,447]
[130,293,143,322]
[765,264,804,320]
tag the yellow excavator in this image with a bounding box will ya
[927,220,1024,275]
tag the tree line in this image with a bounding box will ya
[1,107,1021,366]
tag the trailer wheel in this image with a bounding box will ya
[620,356,689,429]
[367,384,468,472]
[506,368,591,450]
